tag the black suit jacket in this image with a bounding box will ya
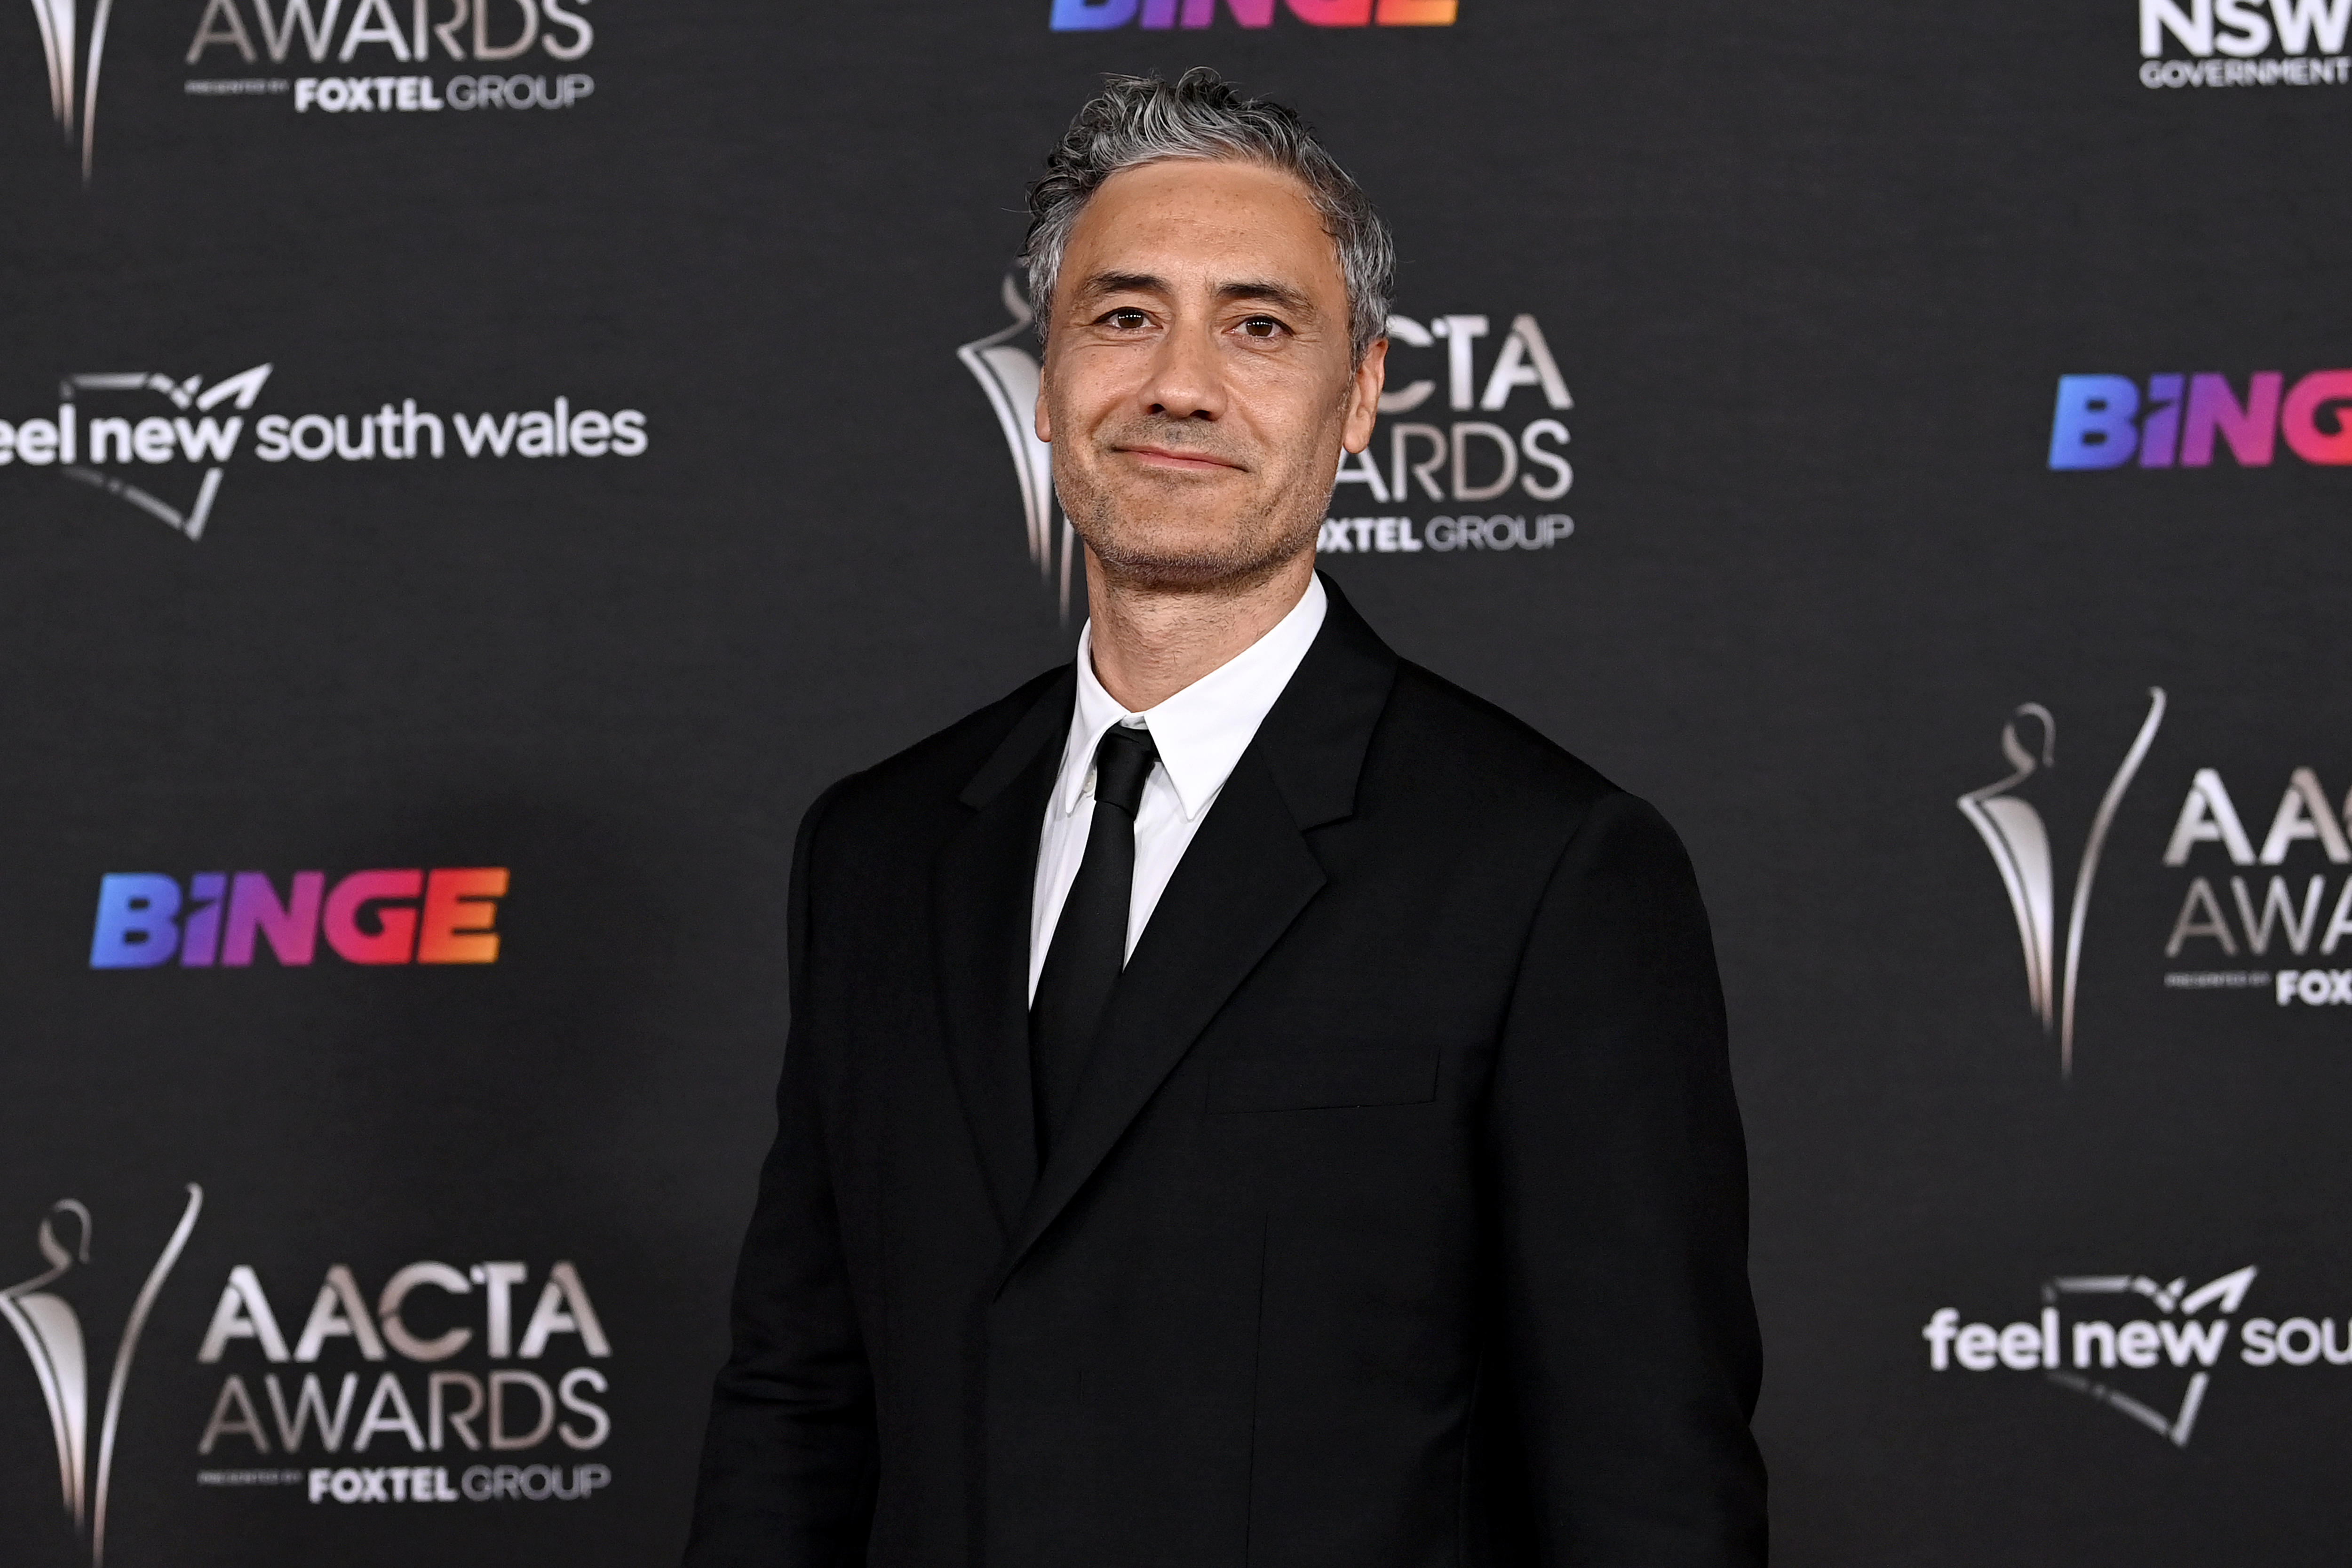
[686,579,1765,1568]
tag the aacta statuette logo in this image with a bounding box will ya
[959,276,1078,620]
[1922,1266,2257,1449]
[1959,689,2167,1077]
[26,0,118,183]
[2,1186,204,1568]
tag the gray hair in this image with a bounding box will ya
[1021,68,1395,364]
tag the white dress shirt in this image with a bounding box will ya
[1027,576,1328,1003]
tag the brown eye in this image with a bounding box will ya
[1104,308,1149,330]
[1240,317,1284,339]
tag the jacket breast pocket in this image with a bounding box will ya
[1205,1046,1439,1114]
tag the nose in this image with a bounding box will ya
[1139,315,1225,423]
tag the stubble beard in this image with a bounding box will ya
[1054,418,1337,596]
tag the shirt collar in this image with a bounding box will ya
[1058,574,1329,821]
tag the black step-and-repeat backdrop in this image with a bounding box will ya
[5,1,2349,1563]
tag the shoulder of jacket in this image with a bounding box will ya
[813,664,1071,832]
[1371,670,1701,890]
[1380,660,1621,808]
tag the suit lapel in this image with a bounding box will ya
[1005,752,1323,1273]
[1001,575,1400,1278]
[933,669,1074,1236]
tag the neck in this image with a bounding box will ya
[1082,549,1317,712]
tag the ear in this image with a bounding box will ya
[1034,379,1053,445]
[1340,337,1388,454]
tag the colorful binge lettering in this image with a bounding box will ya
[1050,0,1456,29]
[2049,371,2352,468]
[89,870,509,968]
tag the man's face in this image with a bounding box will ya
[1036,158,1386,591]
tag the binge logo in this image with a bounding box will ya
[2047,371,2352,469]
[2138,0,2352,88]
[88,869,509,969]
[1051,0,1455,29]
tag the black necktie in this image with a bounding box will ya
[1031,723,1161,1165]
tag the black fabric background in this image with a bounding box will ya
[4,1,2347,1562]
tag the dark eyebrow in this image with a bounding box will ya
[1074,271,1171,303]
[1216,280,1316,318]
[1072,272,1319,320]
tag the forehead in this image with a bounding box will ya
[1062,159,1343,294]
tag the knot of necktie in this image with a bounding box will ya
[1091,724,1160,819]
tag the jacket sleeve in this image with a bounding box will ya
[684,779,878,1567]
[1486,790,1767,1567]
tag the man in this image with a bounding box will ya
[687,69,1764,1568]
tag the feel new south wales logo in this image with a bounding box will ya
[1922,1264,2352,1450]
[2,364,647,541]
